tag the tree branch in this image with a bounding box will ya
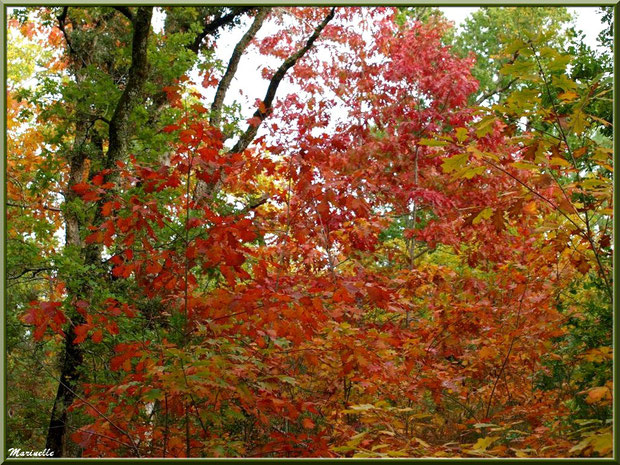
[210,8,270,130]
[7,201,61,212]
[146,8,254,125]
[34,352,142,457]
[113,6,133,22]
[56,7,86,67]
[475,77,519,105]
[189,7,254,54]
[230,7,336,154]
[8,267,55,281]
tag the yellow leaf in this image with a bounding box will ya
[473,423,498,428]
[419,138,449,147]
[412,437,430,448]
[552,74,578,92]
[583,347,613,363]
[476,115,496,137]
[458,166,485,179]
[590,432,613,456]
[511,161,539,171]
[558,91,579,101]
[478,346,496,359]
[467,146,499,162]
[570,429,613,457]
[580,178,609,189]
[455,127,468,143]
[589,115,612,127]
[345,431,368,448]
[549,157,572,167]
[473,436,499,451]
[472,208,493,225]
[570,109,588,135]
[513,448,536,457]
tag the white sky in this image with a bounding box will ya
[440,6,606,50]
[10,6,610,145]
[193,6,608,148]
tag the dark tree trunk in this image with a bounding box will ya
[45,325,84,456]
[45,7,153,456]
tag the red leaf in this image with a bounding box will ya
[163,124,180,133]
[71,182,91,195]
[102,201,114,216]
[247,116,262,127]
[91,330,103,343]
[85,231,102,244]
[302,418,315,429]
[220,265,236,286]
[74,324,91,344]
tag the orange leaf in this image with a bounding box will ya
[585,386,612,404]
[91,330,103,344]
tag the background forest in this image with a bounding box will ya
[6,5,614,458]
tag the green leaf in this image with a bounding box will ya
[552,74,578,92]
[546,54,572,72]
[500,59,535,77]
[507,88,540,109]
[503,38,527,55]
[279,375,298,385]
[143,389,163,402]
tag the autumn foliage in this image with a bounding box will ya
[7,6,613,458]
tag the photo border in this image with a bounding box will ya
[1,0,617,462]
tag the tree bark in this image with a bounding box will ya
[45,7,153,456]
[45,118,90,456]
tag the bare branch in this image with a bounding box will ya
[146,8,254,124]
[476,77,519,105]
[211,8,270,130]
[8,267,55,281]
[7,201,61,212]
[230,7,336,154]
[189,7,254,54]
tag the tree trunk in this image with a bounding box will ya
[45,324,84,455]
[45,7,153,456]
